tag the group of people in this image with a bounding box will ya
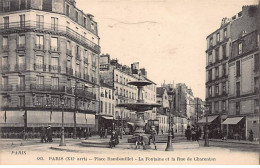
[109,130,119,148]
[185,125,202,141]
[40,125,53,143]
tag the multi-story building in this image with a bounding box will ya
[205,5,259,140]
[156,87,169,134]
[99,54,157,128]
[205,16,231,132]
[0,0,100,137]
[226,5,259,140]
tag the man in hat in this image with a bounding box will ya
[40,126,47,143]
[46,125,53,142]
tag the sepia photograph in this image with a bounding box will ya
[0,0,259,165]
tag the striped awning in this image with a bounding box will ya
[222,117,244,125]
[197,115,219,124]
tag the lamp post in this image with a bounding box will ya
[165,108,173,151]
[204,104,210,147]
[59,95,66,146]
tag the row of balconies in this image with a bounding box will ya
[0,21,100,54]
[207,74,228,85]
[207,36,229,51]
[0,84,96,100]
[206,56,228,69]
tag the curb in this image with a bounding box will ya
[208,139,259,145]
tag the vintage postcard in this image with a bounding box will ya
[0,0,259,165]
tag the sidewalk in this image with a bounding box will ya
[209,138,259,145]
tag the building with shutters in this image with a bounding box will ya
[205,5,259,140]
[0,0,100,138]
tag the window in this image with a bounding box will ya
[75,64,80,77]
[100,101,103,112]
[215,67,219,79]
[254,54,259,72]
[36,35,44,49]
[50,37,58,51]
[222,82,226,94]
[3,1,10,12]
[3,16,9,29]
[105,102,107,113]
[66,41,71,55]
[35,55,44,66]
[116,74,118,82]
[67,59,72,68]
[208,69,212,81]
[224,28,227,38]
[217,33,220,41]
[109,103,111,114]
[36,15,44,29]
[51,77,59,90]
[215,84,219,95]
[255,99,259,113]
[222,100,226,111]
[208,86,212,97]
[222,44,226,58]
[20,0,26,10]
[19,96,25,107]
[83,17,87,27]
[18,35,25,48]
[209,37,213,46]
[236,82,240,96]
[255,77,259,93]
[66,4,70,16]
[2,56,8,67]
[208,52,213,64]
[236,102,240,115]
[236,61,240,77]
[51,17,58,31]
[18,55,25,66]
[214,102,219,113]
[36,76,44,86]
[20,14,25,28]
[222,63,226,76]
[238,42,243,55]
[51,57,59,72]
[76,45,80,58]
[75,11,78,22]
[215,48,219,62]
[3,36,8,50]
[66,21,70,28]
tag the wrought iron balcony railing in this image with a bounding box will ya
[0,84,13,91]
[34,63,46,71]
[83,74,89,81]
[1,64,10,73]
[16,85,25,91]
[2,45,8,51]
[17,43,25,49]
[35,44,44,50]
[49,65,61,73]
[14,63,26,71]
[30,84,66,92]
[0,21,100,53]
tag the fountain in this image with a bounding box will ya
[116,74,161,143]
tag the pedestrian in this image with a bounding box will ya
[191,127,196,141]
[185,126,192,140]
[171,127,175,139]
[161,129,163,134]
[109,130,118,148]
[40,126,47,143]
[195,126,199,141]
[46,125,53,142]
[149,125,157,150]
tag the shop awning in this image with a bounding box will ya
[197,115,219,124]
[0,111,24,127]
[77,113,87,124]
[102,116,114,120]
[222,117,244,125]
[127,122,135,126]
[86,114,95,125]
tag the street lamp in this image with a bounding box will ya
[59,94,66,146]
[165,108,173,151]
[204,104,210,147]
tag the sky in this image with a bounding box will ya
[76,0,258,100]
